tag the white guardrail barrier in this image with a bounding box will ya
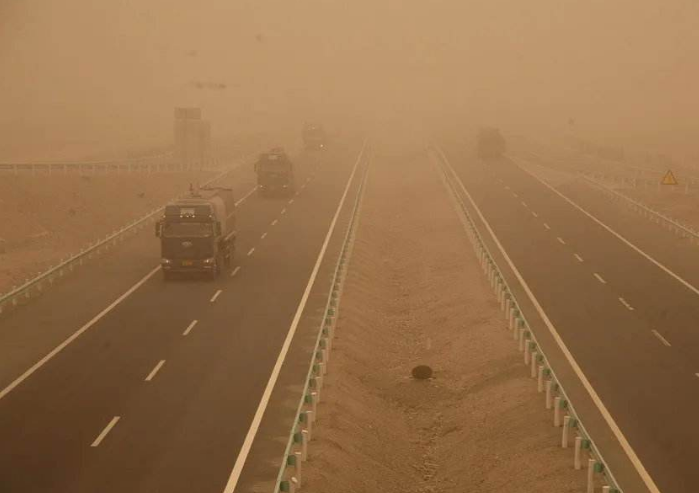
[271,158,370,493]
[580,173,699,244]
[433,146,622,493]
[0,157,248,317]
[0,154,229,175]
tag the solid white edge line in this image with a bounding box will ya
[594,273,607,284]
[512,156,699,310]
[145,360,166,382]
[221,139,368,493]
[435,147,661,493]
[0,266,161,402]
[230,266,241,278]
[651,330,672,347]
[183,320,199,336]
[91,416,120,447]
[210,289,223,303]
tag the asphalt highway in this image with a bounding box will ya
[0,141,366,492]
[441,145,699,493]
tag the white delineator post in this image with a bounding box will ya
[574,436,582,470]
[562,416,570,448]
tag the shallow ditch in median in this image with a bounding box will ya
[302,143,586,492]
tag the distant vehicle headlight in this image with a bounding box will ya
[203,257,215,264]
[161,258,171,264]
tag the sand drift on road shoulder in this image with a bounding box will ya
[303,146,584,492]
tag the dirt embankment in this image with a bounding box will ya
[0,172,213,293]
[304,145,584,492]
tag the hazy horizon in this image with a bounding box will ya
[1,0,698,160]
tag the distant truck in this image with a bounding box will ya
[255,148,296,197]
[302,123,327,150]
[155,186,236,280]
[476,127,506,159]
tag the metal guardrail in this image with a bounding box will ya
[0,158,246,316]
[0,153,228,175]
[580,173,699,243]
[271,154,371,493]
[434,147,622,493]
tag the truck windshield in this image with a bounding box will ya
[162,222,212,238]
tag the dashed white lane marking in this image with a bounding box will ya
[0,266,161,402]
[91,416,120,447]
[695,373,699,379]
[235,186,258,206]
[271,219,278,226]
[513,192,519,198]
[543,223,551,230]
[440,150,662,493]
[230,266,241,278]
[532,211,539,218]
[521,201,528,208]
[574,253,584,263]
[221,138,368,493]
[505,185,511,190]
[281,208,287,215]
[261,232,267,240]
[651,330,672,347]
[145,360,166,382]
[594,273,607,284]
[183,320,198,336]
[288,199,295,204]
[557,237,566,245]
[247,247,255,257]
[618,298,634,311]
[210,289,223,303]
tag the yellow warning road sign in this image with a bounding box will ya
[661,170,678,185]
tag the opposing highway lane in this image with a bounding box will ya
[0,141,367,493]
[441,145,699,493]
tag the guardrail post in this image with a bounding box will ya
[537,365,544,392]
[602,486,611,493]
[288,452,303,489]
[524,338,532,364]
[587,458,596,493]
[518,327,525,351]
[554,397,562,427]
[574,436,583,470]
[530,352,538,378]
[514,318,523,340]
[508,308,517,331]
[546,380,553,409]
[562,416,570,448]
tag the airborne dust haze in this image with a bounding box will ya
[0,0,698,160]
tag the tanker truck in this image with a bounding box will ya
[155,186,237,280]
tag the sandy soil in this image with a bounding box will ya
[303,144,584,492]
[0,172,214,293]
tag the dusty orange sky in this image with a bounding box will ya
[1,0,698,159]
